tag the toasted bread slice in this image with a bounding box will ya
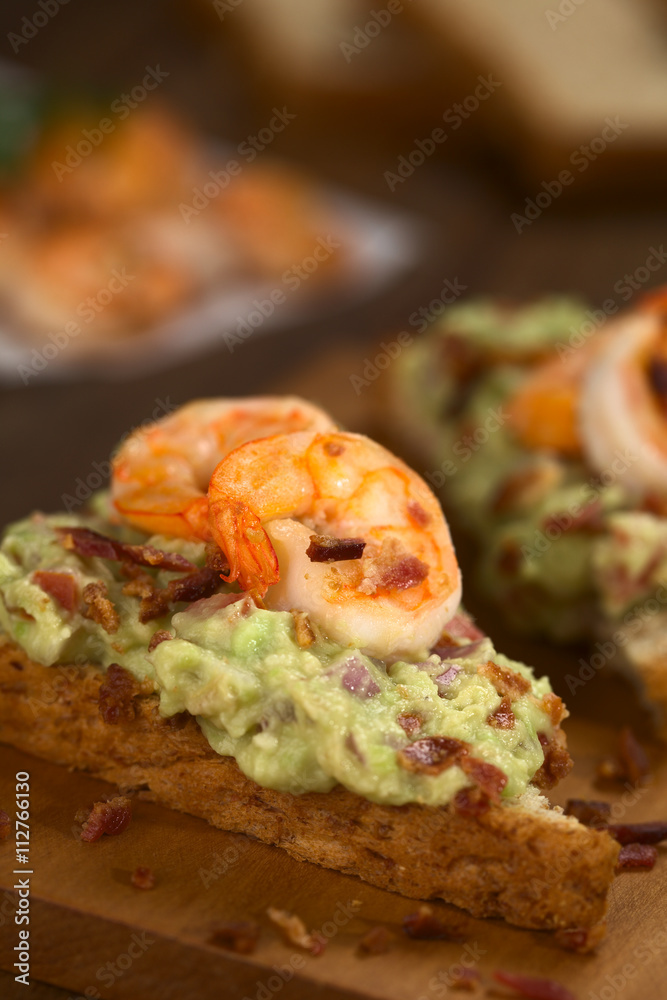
[0,637,619,932]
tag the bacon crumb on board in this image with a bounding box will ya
[554,922,607,953]
[356,925,395,955]
[402,904,467,942]
[596,726,651,786]
[564,799,611,827]
[267,907,326,955]
[0,810,10,840]
[492,969,576,1000]
[131,866,156,890]
[208,921,259,954]
[606,821,667,845]
[77,796,132,842]
[450,967,481,990]
[616,844,658,870]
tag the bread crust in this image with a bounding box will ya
[0,637,619,931]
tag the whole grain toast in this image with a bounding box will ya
[0,637,619,932]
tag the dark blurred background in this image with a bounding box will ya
[1,0,667,521]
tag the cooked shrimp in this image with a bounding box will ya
[207,430,462,659]
[580,306,667,494]
[111,397,338,539]
[506,335,604,457]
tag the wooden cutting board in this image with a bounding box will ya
[0,719,666,1000]
[1,348,666,999]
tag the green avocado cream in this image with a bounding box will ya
[0,507,555,806]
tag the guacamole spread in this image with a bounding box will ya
[0,505,557,807]
[394,297,665,641]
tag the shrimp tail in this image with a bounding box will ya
[209,498,279,598]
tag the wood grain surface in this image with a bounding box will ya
[0,718,665,1000]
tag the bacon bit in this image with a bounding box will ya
[33,570,77,611]
[131,866,156,890]
[209,921,259,954]
[397,713,423,737]
[292,610,315,648]
[357,925,395,955]
[596,757,625,782]
[460,757,507,802]
[397,736,469,776]
[497,540,523,576]
[139,567,221,623]
[267,907,326,955]
[479,661,531,699]
[542,500,604,535]
[450,968,481,990]
[147,630,172,653]
[82,582,120,634]
[122,543,195,572]
[487,696,515,729]
[616,843,658,870]
[79,796,132,842]
[541,692,566,727]
[306,534,366,563]
[554,923,607,954]
[59,527,196,573]
[380,554,429,591]
[205,541,230,575]
[98,663,137,725]
[607,822,667,846]
[453,786,491,817]
[121,575,155,598]
[403,904,466,942]
[60,527,119,560]
[407,501,430,527]
[618,726,651,785]
[0,810,10,840]
[9,660,24,671]
[532,736,573,790]
[563,799,611,827]
[492,969,576,1000]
